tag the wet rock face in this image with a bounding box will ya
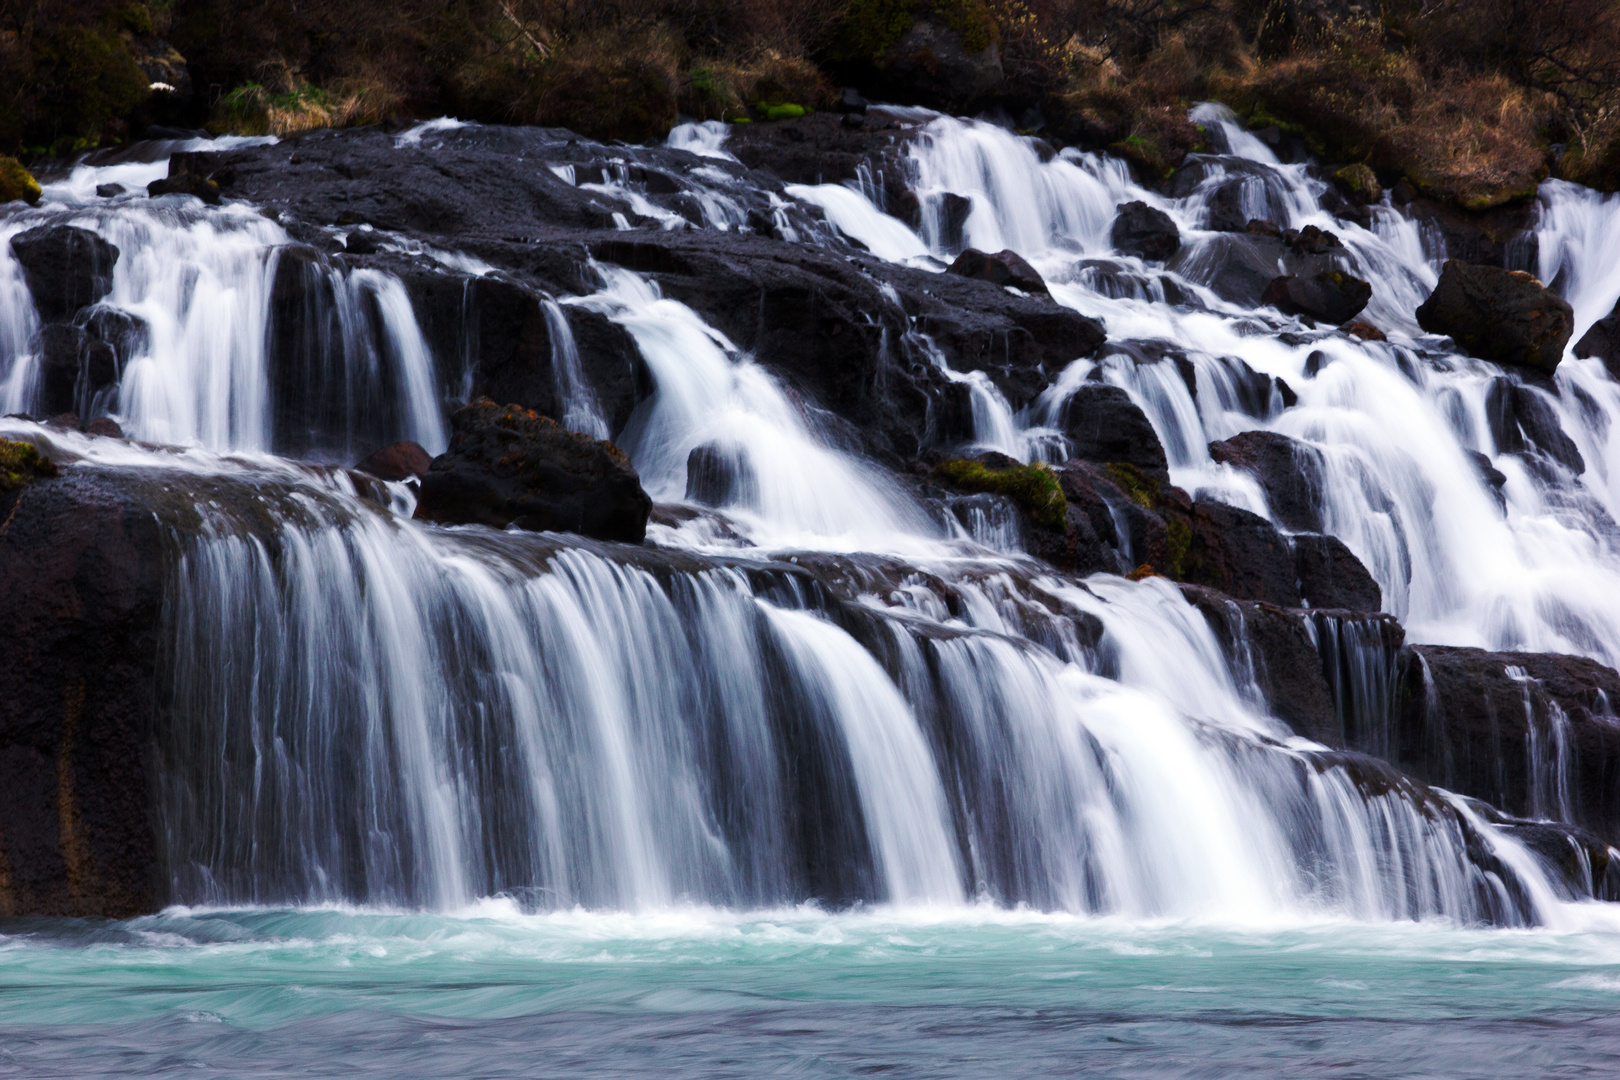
[461,276,651,440]
[0,465,168,917]
[947,248,1048,296]
[1261,270,1372,325]
[1417,260,1574,373]
[1395,646,1620,845]
[1058,384,1169,481]
[416,398,652,542]
[1184,498,1299,607]
[9,226,120,322]
[1293,532,1381,612]
[1110,201,1180,262]
[1485,378,1585,474]
[1209,430,1325,532]
[1573,296,1620,378]
[836,17,1006,115]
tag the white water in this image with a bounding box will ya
[7,115,1620,934]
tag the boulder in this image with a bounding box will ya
[147,152,222,204]
[1293,532,1381,612]
[1182,498,1300,607]
[1208,430,1325,532]
[1057,384,1169,481]
[415,398,651,542]
[1167,232,1286,307]
[1484,377,1585,473]
[947,248,1048,297]
[1416,260,1574,373]
[0,156,42,205]
[1573,296,1620,379]
[1110,201,1181,261]
[1205,179,1251,232]
[1395,646,1620,844]
[1331,163,1382,205]
[8,226,120,322]
[355,441,433,481]
[1262,271,1372,325]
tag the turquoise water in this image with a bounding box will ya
[5,905,1620,1077]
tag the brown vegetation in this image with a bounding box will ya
[6,0,1620,209]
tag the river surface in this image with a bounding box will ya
[3,905,1620,1077]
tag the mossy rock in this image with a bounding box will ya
[761,103,807,121]
[0,439,58,494]
[1104,462,1161,509]
[1332,163,1382,204]
[935,459,1066,530]
[0,157,41,205]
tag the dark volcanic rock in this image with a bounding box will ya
[1417,261,1574,373]
[1484,377,1585,473]
[1205,179,1250,232]
[1167,232,1286,307]
[459,275,650,439]
[1573,297,1620,378]
[1262,271,1372,325]
[9,226,120,321]
[1396,646,1620,844]
[0,462,168,917]
[1293,532,1382,612]
[416,398,651,542]
[1183,498,1299,607]
[947,248,1048,297]
[1111,201,1180,261]
[1209,430,1325,532]
[355,441,433,481]
[1057,384,1169,481]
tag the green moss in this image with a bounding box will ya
[0,439,57,494]
[1332,162,1382,203]
[762,103,807,121]
[0,157,41,205]
[935,459,1067,531]
[1104,462,1161,510]
[1165,518,1191,580]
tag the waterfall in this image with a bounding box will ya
[150,464,1585,924]
[13,115,1620,932]
[0,176,447,458]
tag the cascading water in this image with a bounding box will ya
[13,106,1620,1078]
[0,161,447,458]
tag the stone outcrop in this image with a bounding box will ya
[1395,646,1620,845]
[1111,201,1181,261]
[0,460,170,917]
[1417,260,1574,373]
[1573,296,1620,378]
[947,247,1049,296]
[1209,430,1325,532]
[9,226,120,322]
[416,398,652,542]
[1057,384,1169,480]
[1261,270,1372,325]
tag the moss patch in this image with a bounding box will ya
[935,459,1066,530]
[1332,163,1382,203]
[1104,462,1161,509]
[0,439,57,494]
[0,157,41,205]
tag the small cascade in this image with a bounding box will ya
[0,164,448,458]
[570,265,940,550]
